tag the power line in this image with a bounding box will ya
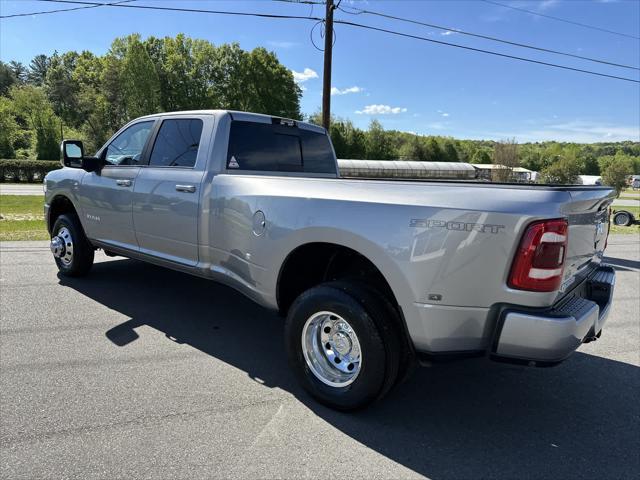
[481,0,640,40]
[31,0,324,21]
[0,0,135,19]
[337,4,639,71]
[334,19,639,84]
[7,0,639,84]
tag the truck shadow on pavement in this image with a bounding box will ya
[59,257,639,480]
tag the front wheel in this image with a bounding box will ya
[50,214,94,277]
[284,281,402,410]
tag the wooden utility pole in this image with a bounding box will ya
[322,0,334,131]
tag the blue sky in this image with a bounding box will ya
[1,0,639,142]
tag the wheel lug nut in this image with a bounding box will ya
[334,357,341,364]
[347,363,354,371]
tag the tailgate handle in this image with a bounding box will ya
[116,179,132,187]
[176,184,196,193]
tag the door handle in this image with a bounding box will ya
[116,179,132,187]
[175,184,196,193]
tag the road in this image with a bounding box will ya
[1,236,638,479]
[613,199,640,207]
[0,184,43,196]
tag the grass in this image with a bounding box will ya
[0,195,48,241]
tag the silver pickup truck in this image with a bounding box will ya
[45,110,616,410]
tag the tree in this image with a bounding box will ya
[471,148,492,164]
[398,135,426,161]
[10,85,61,160]
[442,140,459,162]
[45,52,81,127]
[0,97,18,157]
[9,61,27,84]
[423,137,443,162]
[28,54,49,86]
[366,120,393,160]
[601,159,633,195]
[0,61,16,96]
[539,155,581,184]
[492,138,519,181]
[117,35,161,119]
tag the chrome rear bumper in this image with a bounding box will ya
[491,265,615,364]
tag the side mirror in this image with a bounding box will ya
[81,156,105,173]
[61,140,84,168]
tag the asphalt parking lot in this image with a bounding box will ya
[1,235,638,479]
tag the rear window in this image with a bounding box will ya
[227,121,336,174]
[149,118,203,168]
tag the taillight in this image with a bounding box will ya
[508,218,568,292]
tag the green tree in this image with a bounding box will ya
[0,97,18,157]
[0,61,16,96]
[398,135,426,161]
[10,85,61,160]
[9,61,27,84]
[601,159,633,195]
[27,54,49,86]
[423,137,443,162]
[118,35,161,118]
[471,148,492,164]
[539,156,582,184]
[366,120,393,159]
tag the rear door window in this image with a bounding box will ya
[227,121,336,174]
[149,118,204,168]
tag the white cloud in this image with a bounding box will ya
[355,104,407,115]
[331,86,363,96]
[475,120,640,143]
[299,85,307,92]
[441,112,450,117]
[538,0,559,11]
[427,122,448,131]
[268,41,298,49]
[440,30,457,36]
[291,68,318,83]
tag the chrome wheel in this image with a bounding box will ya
[301,311,362,387]
[50,226,74,266]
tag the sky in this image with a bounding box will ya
[1,0,639,143]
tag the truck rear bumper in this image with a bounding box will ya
[491,265,615,364]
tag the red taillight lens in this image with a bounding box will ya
[508,219,568,292]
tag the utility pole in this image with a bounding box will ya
[322,0,334,131]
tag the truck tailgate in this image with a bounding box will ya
[560,187,615,293]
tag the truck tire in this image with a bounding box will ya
[284,281,402,410]
[50,214,94,277]
[613,210,634,227]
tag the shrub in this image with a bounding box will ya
[0,159,61,183]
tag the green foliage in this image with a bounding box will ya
[9,85,61,160]
[0,159,60,182]
[471,148,492,164]
[366,120,394,160]
[601,154,634,194]
[539,155,582,184]
[0,97,18,158]
[0,61,16,96]
[0,33,301,160]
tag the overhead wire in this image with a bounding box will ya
[337,3,639,71]
[0,0,136,19]
[481,0,640,40]
[4,0,638,83]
